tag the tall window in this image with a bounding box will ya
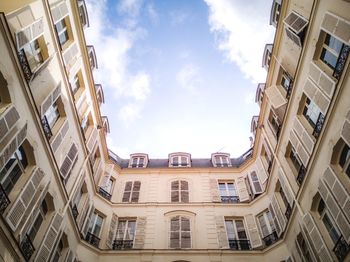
[302,97,322,129]
[52,238,64,262]
[289,145,302,173]
[171,180,189,203]
[45,100,60,129]
[55,18,69,46]
[131,157,144,168]
[28,199,48,242]
[258,210,277,246]
[0,144,28,194]
[317,199,341,244]
[114,219,136,249]
[122,181,141,202]
[218,181,239,203]
[225,219,250,250]
[22,39,43,72]
[296,232,313,261]
[87,212,103,237]
[268,110,281,135]
[320,34,343,70]
[71,73,81,95]
[279,186,289,209]
[170,216,191,248]
[339,143,350,178]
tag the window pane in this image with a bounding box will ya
[116,221,126,239]
[17,145,28,169]
[28,213,44,241]
[171,216,180,231]
[258,215,269,237]
[322,213,340,244]
[170,232,180,248]
[125,221,136,240]
[321,48,338,69]
[181,217,190,231]
[325,34,343,53]
[181,232,191,248]
[225,220,236,239]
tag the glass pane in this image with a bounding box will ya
[29,213,43,241]
[125,221,136,240]
[2,163,22,195]
[93,215,103,236]
[322,213,340,244]
[180,180,188,190]
[225,220,235,239]
[258,215,269,237]
[339,144,350,168]
[325,34,343,53]
[171,216,180,231]
[170,232,180,248]
[17,145,28,169]
[116,221,126,239]
[181,232,191,248]
[321,48,338,69]
[181,217,190,231]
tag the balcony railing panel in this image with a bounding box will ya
[333,44,350,80]
[20,234,35,261]
[17,49,33,83]
[228,239,251,250]
[98,187,112,201]
[297,165,307,185]
[262,231,279,247]
[312,112,325,139]
[333,235,350,262]
[221,196,240,203]
[71,204,79,220]
[41,115,53,140]
[0,183,10,214]
[113,239,134,250]
[85,232,100,248]
[285,203,292,220]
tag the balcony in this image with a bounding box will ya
[41,115,53,140]
[312,112,325,139]
[296,165,307,185]
[85,232,100,248]
[228,239,251,250]
[17,49,33,83]
[285,203,292,220]
[333,44,350,80]
[20,234,35,261]
[333,235,350,262]
[98,187,112,201]
[0,184,10,214]
[262,231,279,247]
[221,196,240,203]
[71,204,79,220]
[112,239,134,250]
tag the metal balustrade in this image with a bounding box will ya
[112,239,134,250]
[333,235,350,262]
[333,44,350,80]
[0,184,10,214]
[312,112,325,139]
[221,196,240,203]
[41,115,53,140]
[20,234,35,261]
[98,187,112,201]
[228,239,251,250]
[85,232,100,248]
[262,231,279,247]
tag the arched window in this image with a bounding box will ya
[171,180,189,203]
[170,216,191,248]
[331,138,350,179]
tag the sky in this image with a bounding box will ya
[85,0,275,158]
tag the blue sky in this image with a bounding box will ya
[85,0,275,158]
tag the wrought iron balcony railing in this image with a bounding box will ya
[285,81,293,100]
[333,235,350,262]
[221,196,240,203]
[262,231,279,247]
[285,203,293,220]
[228,239,251,250]
[20,234,35,261]
[267,160,273,174]
[112,239,134,250]
[85,232,100,248]
[333,44,350,80]
[71,204,79,220]
[98,187,112,201]
[17,49,33,83]
[41,115,53,140]
[312,112,325,139]
[0,183,10,214]
[296,165,307,185]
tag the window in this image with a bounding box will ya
[122,181,141,202]
[272,2,281,25]
[317,199,341,244]
[218,181,239,203]
[338,143,350,178]
[22,39,44,72]
[268,110,281,136]
[320,33,343,70]
[0,144,28,194]
[103,178,113,194]
[225,219,250,250]
[289,145,302,172]
[81,113,90,134]
[171,180,189,203]
[129,154,148,168]
[44,100,60,129]
[170,216,191,248]
[52,239,64,262]
[114,219,136,249]
[279,186,289,209]
[87,212,104,237]
[249,171,263,194]
[131,157,144,168]
[302,97,323,130]
[258,210,278,247]
[296,232,313,261]
[71,73,81,95]
[281,71,293,94]
[28,199,48,242]
[78,0,89,27]
[212,153,232,167]
[55,18,69,46]
[171,156,189,167]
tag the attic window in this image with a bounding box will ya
[283,11,308,47]
[212,153,232,167]
[129,154,148,168]
[169,153,191,167]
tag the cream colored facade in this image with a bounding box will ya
[0,0,350,261]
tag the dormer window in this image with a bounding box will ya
[87,45,98,70]
[283,11,308,47]
[255,83,265,106]
[211,153,232,167]
[129,154,148,168]
[262,44,273,70]
[169,153,191,167]
[78,0,89,28]
[270,0,282,27]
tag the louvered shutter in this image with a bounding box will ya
[215,216,229,248]
[82,204,94,237]
[289,129,310,167]
[245,214,263,249]
[65,250,75,262]
[272,195,287,234]
[6,168,45,231]
[86,128,98,152]
[265,85,287,109]
[59,143,78,181]
[63,43,79,71]
[209,178,221,202]
[40,84,61,116]
[0,105,20,142]
[301,213,333,261]
[303,79,330,115]
[106,213,118,249]
[248,171,263,195]
[308,62,336,99]
[131,181,141,202]
[285,27,302,46]
[16,18,44,50]
[134,217,147,248]
[268,203,281,236]
[35,213,63,262]
[284,11,308,34]
[293,117,315,154]
[256,158,268,184]
[51,1,69,24]
[278,171,294,207]
[78,195,91,230]
[236,176,250,202]
[122,182,132,202]
[51,119,69,152]
[321,12,350,46]
[171,181,179,202]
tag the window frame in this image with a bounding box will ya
[302,96,322,130]
[218,181,239,203]
[28,199,48,242]
[87,212,104,238]
[257,210,275,238]
[115,219,137,241]
[317,199,341,245]
[212,153,232,167]
[122,181,141,202]
[22,38,44,72]
[169,215,192,249]
[171,180,189,203]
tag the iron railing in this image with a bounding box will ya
[221,196,240,203]
[262,231,279,247]
[41,115,53,140]
[285,81,293,100]
[98,187,112,201]
[267,160,273,174]
[297,165,307,185]
[71,204,79,220]
[312,112,325,139]
[228,239,251,250]
[20,234,35,261]
[285,203,292,220]
[85,232,100,248]
[0,183,10,214]
[112,239,134,250]
[17,49,33,83]
[333,44,350,80]
[333,235,350,262]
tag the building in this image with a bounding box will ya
[0,0,349,261]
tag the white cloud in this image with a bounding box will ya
[128,72,151,101]
[118,103,142,126]
[170,10,189,26]
[106,136,130,158]
[176,63,201,91]
[204,0,275,84]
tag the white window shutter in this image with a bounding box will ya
[283,11,308,34]
[87,128,98,152]
[256,158,268,184]
[209,178,221,202]
[106,213,118,249]
[82,204,94,237]
[248,171,263,195]
[265,85,287,109]
[51,1,69,24]
[236,176,250,202]
[59,143,78,180]
[245,214,263,249]
[51,119,69,152]
[134,217,147,249]
[16,18,44,50]
[0,105,20,142]
[342,118,350,146]
[285,27,302,46]
[215,216,229,248]
[268,203,281,236]
[77,195,91,230]
[278,171,294,207]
